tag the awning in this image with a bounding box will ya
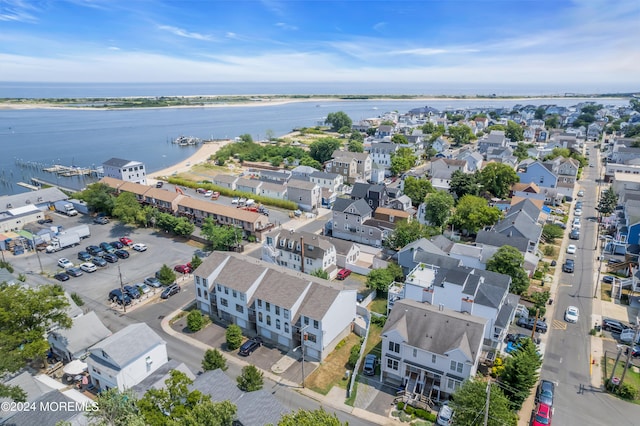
[63,359,87,375]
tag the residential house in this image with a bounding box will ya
[131,360,195,399]
[193,252,357,361]
[397,237,461,274]
[486,146,514,164]
[457,150,484,172]
[517,160,558,189]
[431,137,450,154]
[377,124,395,138]
[381,299,488,401]
[102,157,147,185]
[286,179,321,212]
[47,311,112,363]
[350,182,390,210]
[291,165,319,179]
[510,182,545,201]
[236,177,263,195]
[309,171,344,193]
[491,199,543,254]
[331,198,383,247]
[86,323,168,391]
[262,229,338,278]
[374,207,411,225]
[259,182,288,199]
[212,174,239,190]
[477,130,508,155]
[325,150,372,183]
[113,180,150,203]
[429,158,468,191]
[176,197,270,237]
[369,142,399,169]
[389,194,412,212]
[370,162,386,184]
[474,116,489,131]
[257,169,292,184]
[141,187,184,213]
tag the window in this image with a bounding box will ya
[275,306,280,315]
[432,354,437,363]
[258,312,263,322]
[204,290,208,299]
[388,341,400,353]
[197,288,201,297]
[224,287,229,295]
[257,300,262,308]
[387,359,399,370]
[306,333,317,343]
[276,319,281,330]
[240,293,245,301]
[413,348,417,357]
[232,290,237,298]
[220,298,228,307]
[266,302,271,312]
[217,284,222,292]
[266,315,271,326]
[313,320,319,329]
[284,323,289,333]
[447,378,461,391]
[450,361,463,373]
[304,317,309,326]
[284,309,289,319]
[236,304,244,313]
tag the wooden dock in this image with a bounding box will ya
[30,178,82,194]
[42,164,98,177]
[17,182,40,191]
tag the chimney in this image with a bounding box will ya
[300,235,305,274]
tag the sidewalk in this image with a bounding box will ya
[160,304,398,425]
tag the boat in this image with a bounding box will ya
[172,136,202,146]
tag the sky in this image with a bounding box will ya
[0,0,639,88]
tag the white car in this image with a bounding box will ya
[80,262,97,273]
[565,306,579,323]
[231,197,239,204]
[132,243,147,252]
[572,219,581,229]
[57,258,74,269]
[566,244,577,254]
[577,190,585,197]
[204,190,213,197]
[135,283,151,294]
[574,209,582,217]
[245,198,255,206]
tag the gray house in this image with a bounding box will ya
[47,311,112,363]
[331,198,383,247]
[286,179,321,211]
[212,174,239,190]
[236,177,263,194]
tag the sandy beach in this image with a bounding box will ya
[149,140,233,182]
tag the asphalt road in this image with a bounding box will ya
[543,141,640,425]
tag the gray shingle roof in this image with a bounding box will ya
[131,360,194,398]
[494,212,542,243]
[102,157,133,167]
[201,252,268,293]
[332,198,372,216]
[310,171,339,180]
[253,269,311,309]
[1,391,81,426]
[287,179,318,190]
[49,311,112,356]
[89,323,165,368]
[475,230,530,252]
[350,182,371,199]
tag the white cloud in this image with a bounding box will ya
[373,22,386,32]
[275,22,297,31]
[107,46,120,51]
[157,25,215,41]
[0,0,38,22]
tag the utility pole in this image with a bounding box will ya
[118,265,126,314]
[531,308,540,341]
[610,345,624,384]
[620,320,640,387]
[483,380,491,426]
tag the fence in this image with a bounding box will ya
[346,305,371,399]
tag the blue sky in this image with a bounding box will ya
[1,0,639,87]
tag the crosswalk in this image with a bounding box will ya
[553,319,567,330]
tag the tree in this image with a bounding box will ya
[190,255,203,271]
[239,133,253,143]
[545,114,560,129]
[450,195,501,235]
[542,224,564,243]
[486,246,530,295]
[513,142,531,161]
[544,147,570,160]
[279,408,346,426]
[421,122,438,134]
[78,182,116,215]
[225,324,243,350]
[201,218,242,251]
[325,111,352,132]
[366,268,395,292]
[173,217,195,237]
[157,264,177,285]
[181,399,236,426]
[391,134,409,144]
[534,107,546,120]
[450,380,517,426]
[0,283,71,401]
[384,220,430,250]
[402,176,434,207]
[424,191,454,228]
[309,138,341,163]
[505,120,524,142]
[349,130,364,143]
[310,268,329,279]
[448,124,475,145]
[202,348,227,372]
[111,192,142,224]
[87,388,145,426]
[477,162,519,199]
[347,139,364,153]
[499,339,543,410]
[299,156,322,170]
[449,170,478,198]
[187,310,204,332]
[236,365,264,392]
[598,187,618,215]
[390,147,417,176]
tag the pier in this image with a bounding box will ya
[42,164,98,177]
[30,178,85,194]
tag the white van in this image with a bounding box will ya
[436,403,454,426]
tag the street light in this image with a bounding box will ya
[294,325,309,388]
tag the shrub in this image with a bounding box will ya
[414,409,436,422]
[237,365,264,392]
[404,405,415,415]
[335,338,347,350]
[202,348,227,371]
[543,245,555,256]
[533,270,543,280]
[187,310,204,332]
[347,343,362,368]
[225,324,243,350]
[399,412,413,422]
[397,401,405,411]
[70,292,84,306]
[617,383,638,400]
[371,315,387,327]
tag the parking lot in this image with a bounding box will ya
[11,212,199,310]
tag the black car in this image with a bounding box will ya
[238,337,263,356]
[100,242,116,253]
[110,241,124,249]
[103,253,118,263]
[525,318,548,333]
[38,217,53,224]
[108,289,132,306]
[536,379,555,407]
[563,259,575,273]
[516,317,529,328]
[505,333,530,343]
[77,251,92,261]
[602,318,629,334]
[123,285,140,299]
[92,256,107,267]
[93,216,109,224]
[54,272,70,282]
[86,245,105,257]
[156,181,164,188]
[569,229,580,240]
[114,249,130,259]
[626,345,640,358]
[161,283,180,299]
[66,267,83,277]
[603,275,615,284]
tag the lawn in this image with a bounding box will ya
[305,333,361,395]
[604,355,640,404]
[368,297,388,315]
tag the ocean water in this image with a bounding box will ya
[0,91,632,196]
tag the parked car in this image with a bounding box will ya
[572,218,581,229]
[92,256,107,267]
[54,272,70,282]
[536,380,555,407]
[132,243,147,252]
[336,269,352,280]
[103,253,118,263]
[86,245,105,257]
[93,216,109,224]
[136,283,151,295]
[144,277,162,288]
[80,262,97,273]
[123,285,140,299]
[114,249,130,259]
[602,318,629,334]
[156,181,164,188]
[363,354,377,376]
[619,329,640,344]
[109,289,132,306]
[436,403,454,426]
[526,318,548,333]
[569,229,580,240]
[625,345,640,358]
[575,201,583,209]
[577,190,585,197]
[66,267,83,277]
[566,244,577,254]
[119,237,133,246]
[38,217,53,224]
[161,283,180,299]
[99,242,116,253]
[204,190,213,197]
[563,259,575,273]
[211,191,220,199]
[532,402,552,426]
[77,251,92,261]
[231,197,239,204]
[57,258,74,269]
[574,208,583,217]
[110,241,124,249]
[516,317,530,328]
[564,306,579,323]
[603,275,615,284]
[174,264,192,274]
[238,337,263,356]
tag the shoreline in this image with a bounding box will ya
[148,140,233,182]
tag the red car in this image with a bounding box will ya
[119,237,133,246]
[336,269,352,280]
[532,403,552,426]
[174,264,192,274]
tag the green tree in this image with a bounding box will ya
[505,120,524,142]
[448,124,475,145]
[310,269,329,279]
[544,114,560,129]
[449,170,478,198]
[598,187,618,215]
[384,220,430,250]
[236,365,264,392]
[309,138,341,163]
[366,267,395,292]
[201,218,242,251]
[477,162,519,198]
[403,176,434,207]
[181,399,236,426]
[489,111,500,120]
[499,338,543,410]
[325,111,352,132]
[239,134,253,143]
[202,348,228,372]
[544,147,571,160]
[450,380,517,426]
[157,264,177,285]
[391,134,409,144]
[278,408,346,426]
[534,107,546,120]
[87,388,145,426]
[486,246,530,295]
[225,324,243,350]
[187,310,204,332]
[299,156,322,170]
[513,142,532,161]
[173,217,195,237]
[190,255,203,271]
[631,98,640,113]
[349,130,364,143]
[390,147,417,176]
[421,122,438,134]
[424,191,455,228]
[111,192,142,224]
[78,182,116,215]
[347,139,364,153]
[450,195,501,235]
[0,283,71,401]
[337,125,351,135]
[542,224,564,243]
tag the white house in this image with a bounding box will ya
[193,252,357,361]
[102,158,147,185]
[381,299,487,402]
[261,229,338,278]
[86,323,168,391]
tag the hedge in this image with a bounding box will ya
[167,177,298,210]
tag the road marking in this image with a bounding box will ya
[559,283,572,287]
[553,320,567,330]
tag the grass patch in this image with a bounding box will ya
[602,283,612,302]
[345,380,358,407]
[364,323,383,358]
[605,356,640,403]
[368,298,388,315]
[305,333,361,395]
